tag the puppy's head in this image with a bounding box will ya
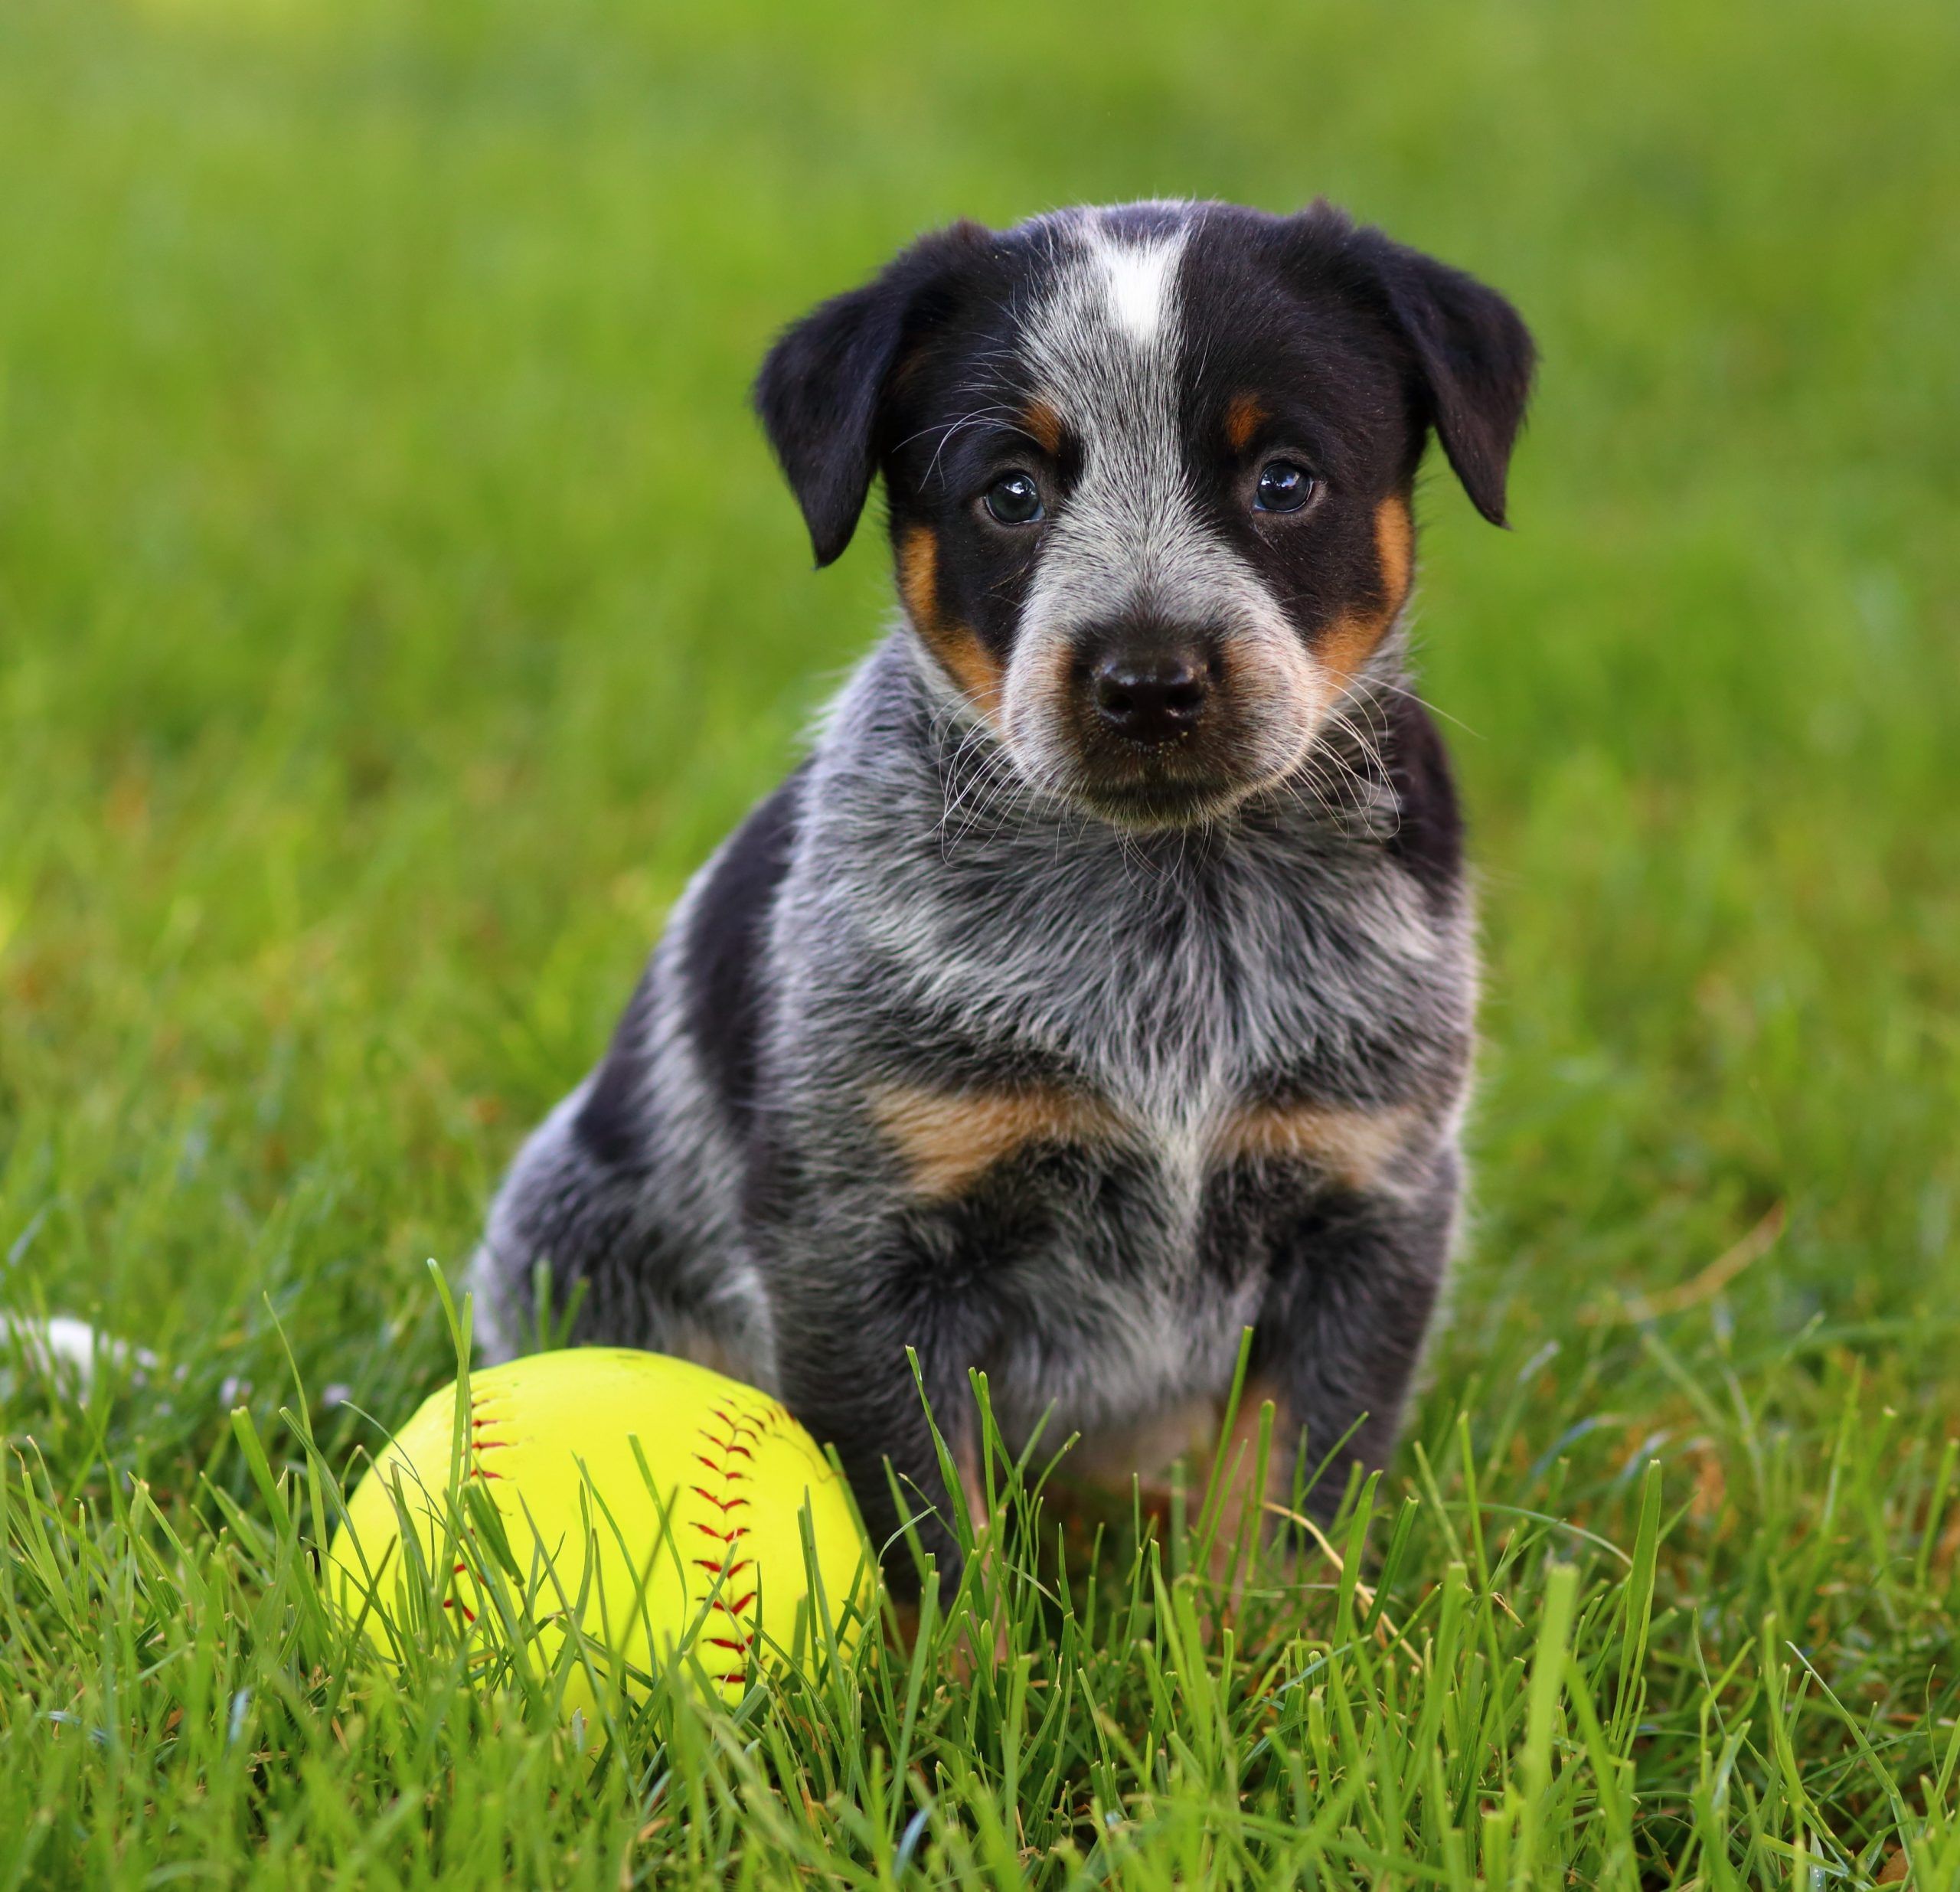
[756,201,1533,828]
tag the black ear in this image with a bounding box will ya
[753,221,990,567]
[1353,226,1536,527]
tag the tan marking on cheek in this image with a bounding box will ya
[897,522,942,631]
[1374,494,1415,610]
[1309,498,1417,691]
[868,1082,1121,1199]
[1314,609,1391,691]
[898,523,1004,728]
[931,628,1007,727]
[1215,1100,1419,1191]
[1019,398,1063,456]
[1224,393,1268,454]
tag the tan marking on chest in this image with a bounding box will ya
[870,1081,1122,1199]
[1215,1099,1419,1191]
[1313,495,1417,689]
[897,523,1004,729]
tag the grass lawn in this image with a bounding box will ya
[4,0,1959,1882]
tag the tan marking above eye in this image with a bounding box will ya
[1018,399,1063,456]
[897,523,1005,728]
[1224,393,1268,454]
[1214,1100,1419,1191]
[868,1081,1122,1199]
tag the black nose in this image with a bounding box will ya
[1089,647,1213,746]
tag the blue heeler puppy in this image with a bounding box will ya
[470,198,1534,1593]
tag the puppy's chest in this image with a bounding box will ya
[859,849,1466,1184]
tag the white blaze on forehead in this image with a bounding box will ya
[1018,211,1191,524]
[1023,210,1192,381]
[1097,230,1182,345]
[1015,208,1213,636]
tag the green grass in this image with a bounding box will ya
[2,0,1958,1881]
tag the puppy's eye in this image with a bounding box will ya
[1253,460,1317,514]
[982,471,1044,526]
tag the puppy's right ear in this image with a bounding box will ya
[754,221,991,568]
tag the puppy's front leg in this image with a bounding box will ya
[1248,1152,1459,1530]
[766,1254,989,1608]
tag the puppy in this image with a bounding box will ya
[469,199,1533,1591]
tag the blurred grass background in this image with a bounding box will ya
[2,0,1958,1880]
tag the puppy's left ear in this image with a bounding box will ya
[1354,227,1536,528]
[755,220,991,567]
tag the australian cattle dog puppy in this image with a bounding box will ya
[470,199,1534,1591]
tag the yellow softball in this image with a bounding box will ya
[328,1348,870,1714]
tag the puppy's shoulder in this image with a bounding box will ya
[680,764,808,1133]
[572,766,807,1172]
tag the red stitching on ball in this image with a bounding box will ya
[691,1397,783,1681]
[446,1397,516,1617]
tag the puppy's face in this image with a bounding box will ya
[757,201,1533,828]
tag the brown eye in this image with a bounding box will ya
[1253,461,1316,514]
[983,471,1044,525]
